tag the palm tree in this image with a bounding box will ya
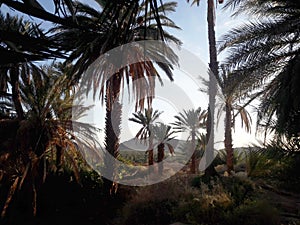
[172,107,207,173]
[54,1,180,187]
[187,0,223,175]
[129,108,163,168]
[0,12,64,67]
[0,13,63,120]
[1,0,78,28]
[0,64,99,218]
[1,0,172,36]
[152,123,175,175]
[219,0,300,141]
[216,68,252,173]
[258,55,300,139]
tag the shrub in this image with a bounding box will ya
[120,175,199,225]
[224,199,280,225]
[175,181,233,225]
[221,176,254,206]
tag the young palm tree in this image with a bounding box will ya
[152,123,175,175]
[129,108,163,167]
[172,107,207,173]
[219,0,300,140]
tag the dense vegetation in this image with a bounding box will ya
[0,0,299,224]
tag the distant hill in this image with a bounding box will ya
[119,138,187,153]
[119,138,261,153]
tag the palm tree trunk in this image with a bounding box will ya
[204,106,218,176]
[157,143,164,175]
[149,134,154,166]
[56,145,63,172]
[204,0,218,176]
[190,131,196,173]
[104,73,122,192]
[148,134,154,174]
[10,67,24,120]
[225,101,234,173]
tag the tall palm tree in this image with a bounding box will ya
[172,107,207,173]
[219,0,300,141]
[54,1,180,186]
[152,123,175,175]
[129,108,163,167]
[187,0,223,175]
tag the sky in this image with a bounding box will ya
[73,0,266,148]
[1,0,268,148]
[161,1,267,147]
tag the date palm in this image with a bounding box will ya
[187,0,223,175]
[1,0,78,27]
[129,108,163,167]
[172,107,207,173]
[152,123,175,175]
[1,0,171,37]
[54,1,180,185]
[0,13,64,66]
[216,68,252,173]
[219,0,300,140]
[258,55,300,139]
[0,64,99,217]
[0,13,63,120]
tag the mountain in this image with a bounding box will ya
[119,137,261,153]
[119,138,188,153]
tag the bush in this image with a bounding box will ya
[120,175,199,225]
[221,176,254,206]
[224,199,280,225]
[119,175,280,225]
[175,181,233,225]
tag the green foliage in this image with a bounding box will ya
[0,167,106,225]
[220,0,300,139]
[192,176,254,206]
[176,177,280,225]
[221,176,254,206]
[215,149,245,166]
[245,148,276,177]
[175,181,233,225]
[245,147,283,178]
[262,141,300,192]
[129,108,163,141]
[119,151,148,165]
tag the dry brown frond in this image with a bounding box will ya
[1,176,20,218]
